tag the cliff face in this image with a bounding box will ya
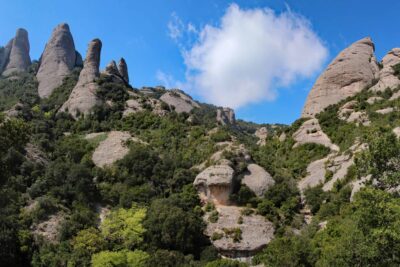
[1,28,31,77]
[59,39,102,118]
[302,37,379,118]
[36,23,78,98]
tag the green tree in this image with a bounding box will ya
[101,205,146,249]
[91,249,149,267]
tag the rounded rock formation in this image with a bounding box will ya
[37,23,77,98]
[302,37,379,117]
[59,39,102,118]
[2,28,31,76]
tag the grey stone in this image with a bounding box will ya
[60,39,102,118]
[194,165,235,205]
[37,23,77,98]
[160,89,200,113]
[118,57,129,83]
[217,107,236,125]
[302,37,379,117]
[2,28,31,76]
[242,164,275,197]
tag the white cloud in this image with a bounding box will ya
[167,12,184,41]
[180,4,328,109]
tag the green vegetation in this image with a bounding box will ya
[2,66,400,267]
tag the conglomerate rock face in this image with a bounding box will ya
[1,28,31,77]
[241,163,275,197]
[37,23,77,98]
[160,89,200,113]
[194,164,235,205]
[370,48,400,91]
[59,39,102,118]
[302,37,379,117]
[204,206,274,259]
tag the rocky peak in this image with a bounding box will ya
[59,39,102,118]
[370,48,400,91]
[302,37,379,117]
[104,60,120,76]
[2,28,31,77]
[118,57,129,84]
[36,23,77,98]
[216,107,236,125]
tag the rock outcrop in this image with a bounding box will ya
[242,164,274,197]
[204,206,274,259]
[293,118,339,151]
[193,165,235,205]
[36,23,77,98]
[160,90,200,113]
[2,28,31,76]
[90,131,141,168]
[217,107,236,125]
[338,100,370,126]
[0,41,12,74]
[118,58,129,83]
[370,48,400,91]
[375,107,394,114]
[302,37,379,117]
[60,39,102,118]
[255,127,268,146]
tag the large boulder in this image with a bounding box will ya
[193,165,235,205]
[241,164,274,197]
[160,90,200,113]
[302,37,379,117]
[60,39,102,118]
[37,23,77,98]
[2,28,31,76]
[370,48,400,91]
[204,206,274,259]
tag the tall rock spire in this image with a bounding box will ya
[118,58,129,84]
[302,37,379,118]
[36,23,77,98]
[60,39,102,118]
[2,28,31,76]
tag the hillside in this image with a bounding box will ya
[1,23,400,267]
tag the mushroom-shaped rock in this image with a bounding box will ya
[371,48,400,91]
[302,37,379,117]
[37,23,77,98]
[204,206,274,259]
[2,28,31,76]
[216,107,236,125]
[118,58,129,83]
[293,118,339,151]
[160,90,200,113]
[194,165,234,205]
[242,164,275,197]
[60,39,102,118]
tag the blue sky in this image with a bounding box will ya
[1,0,400,124]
